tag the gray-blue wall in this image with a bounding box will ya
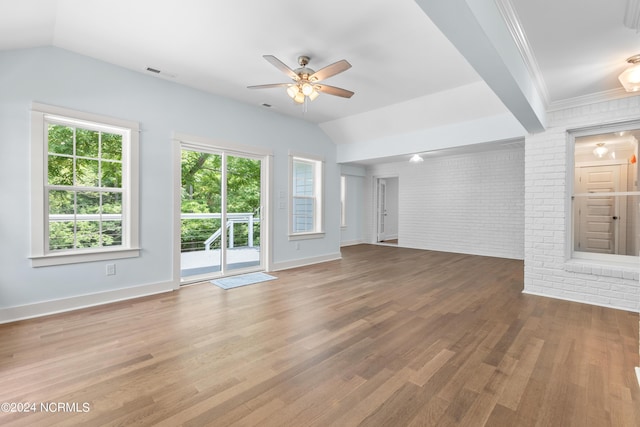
[0,47,340,317]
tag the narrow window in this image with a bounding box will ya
[290,155,324,237]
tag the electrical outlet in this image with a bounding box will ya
[295,242,300,250]
[106,264,116,276]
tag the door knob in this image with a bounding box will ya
[613,216,619,220]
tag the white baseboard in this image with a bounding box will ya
[340,239,365,247]
[522,290,640,313]
[0,281,175,324]
[271,252,342,271]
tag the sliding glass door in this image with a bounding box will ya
[180,148,263,281]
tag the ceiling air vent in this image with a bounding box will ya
[145,67,161,74]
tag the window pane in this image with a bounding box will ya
[102,220,122,247]
[101,161,122,187]
[102,192,122,214]
[76,221,101,248]
[49,190,74,215]
[293,160,313,196]
[573,194,639,256]
[76,158,99,187]
[293,197,314,233]
[101,132,122,160]
[76,128,99,158]
[48,155,74,185]
[49,221,75,251]
[77,191,100,214]
[47,124,74,155]
[573,130,640,257]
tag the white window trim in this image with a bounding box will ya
[340,175,347,228]
[29,103,140,267]
[567,122,640,267]
[289,153,325,239]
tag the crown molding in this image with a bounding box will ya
[546,87,639,112]
[493,0,550,106]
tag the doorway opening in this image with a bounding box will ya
[178,142,269,284]
[376,177,399,245]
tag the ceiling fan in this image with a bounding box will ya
[248,55,354,107]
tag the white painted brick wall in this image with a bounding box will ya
[365,147,524,260]
[525,96,640,312]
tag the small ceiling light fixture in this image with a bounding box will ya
[618,55,640,92]
[593,143,609,158]
[410,154,424,163]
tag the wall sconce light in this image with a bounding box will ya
[618,55,640,92]
[409,154,424,163]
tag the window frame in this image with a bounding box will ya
[340,175,347,228]
[30,103,140,267]
[289,153,324,239]
[568,121,640,266]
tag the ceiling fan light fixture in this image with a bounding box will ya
[308,88,320,101]
[248,54,354,110]
[301,82,314,96]
[286,85,298,99]
[293,91,305,104]
[618,54,640,92]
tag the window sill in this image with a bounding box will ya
[30,248,140,267]
[565,258,639,280]
[288,232,325,241]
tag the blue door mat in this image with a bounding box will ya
[211,272,277,290]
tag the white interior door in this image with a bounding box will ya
[575,164,626,254]
[377,178,387,242]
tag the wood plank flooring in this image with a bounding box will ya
[1,244,638,426]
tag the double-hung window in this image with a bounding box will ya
[290,154,324,238]
[30,103,139,266]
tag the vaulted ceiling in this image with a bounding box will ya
[2,0,640,158]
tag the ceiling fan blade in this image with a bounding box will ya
[263,55,299,81]
[316,84,354,98]
[309,60,351,82]
[247,83,291,89]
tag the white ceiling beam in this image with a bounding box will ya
[414,0,547,133]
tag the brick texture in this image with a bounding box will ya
[525,96,640,312]
[366,147,524,260]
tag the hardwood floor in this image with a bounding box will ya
[1,244,638,426]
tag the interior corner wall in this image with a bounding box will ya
[524,97,640,312]
[364,147,524,259]
[0,47,340,321]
